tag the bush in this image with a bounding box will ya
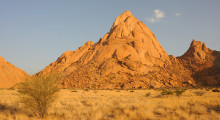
[18,75,60,118]
[174,89,186,97]
[193,91,205,96]
[145,92,151,97]
[161,90,174,95]
[212,88,220,92]
[160,89,186,97]
[84,89,89,92]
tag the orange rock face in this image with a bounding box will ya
[0,57,28,88]
[37,11,219,89]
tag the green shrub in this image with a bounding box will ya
[193,91,205,96]
[161,90,174,95]
[145,92,151,97]
[84,89,89,92]
[174,89,186,97]
[212,88,220,92]
[18,75,60,118]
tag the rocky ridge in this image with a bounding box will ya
[37,11,219,89]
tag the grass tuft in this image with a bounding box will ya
[161,90,174,95]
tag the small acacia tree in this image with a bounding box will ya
[18,74,60,118]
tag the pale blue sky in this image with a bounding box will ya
[0,0,219,75]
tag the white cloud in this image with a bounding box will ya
[145,18,157,23]
[175,13,181,16]
[154,9,165,19]
[144,9,165,23]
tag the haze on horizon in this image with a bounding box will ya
[0,1,219,75]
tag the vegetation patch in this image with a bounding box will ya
[174,89,186,97]
[145,92,151,97]
[84,89,89,92]
[18,75,60,118]
[193,91,206,96]
[161,90,174,95]
[160,89,186,97]
[212,88,220,92]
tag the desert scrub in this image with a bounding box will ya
[160,89,186,97]
[84,89,89,92]
[174,89,186,97]
[193,91,206,96]
[161,89,174,95]
[71,90,78,92]
[18,75,60,118]
[145,92,151,97]
[212,88,220,92]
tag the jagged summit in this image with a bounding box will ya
[103,10,158,42]
[111,10,136,30]
[180,40,212,60]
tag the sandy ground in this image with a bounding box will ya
[0,88,220,120]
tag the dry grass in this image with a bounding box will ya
[0,88,220,120]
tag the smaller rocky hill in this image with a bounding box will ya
[178,40,220,86]
[0,57,28,88]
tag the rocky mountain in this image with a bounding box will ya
[37,11,219,89]
[0,56,28,88]
[178,40,220,86]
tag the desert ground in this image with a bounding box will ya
[0,88,220,120]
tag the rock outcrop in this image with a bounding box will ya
[0,57,28,88]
